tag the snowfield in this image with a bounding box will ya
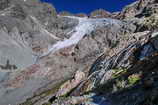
[40,16,122,58]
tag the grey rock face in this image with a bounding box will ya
[0,27,35,71]
[0,0,60,104]
[0,0,10,10]
[119,0,158,19]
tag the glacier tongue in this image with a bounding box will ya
[40,16,122,58]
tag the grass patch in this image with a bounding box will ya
[128,74,140,85]
[112,68,128,78]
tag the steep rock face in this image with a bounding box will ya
[0,0,78,104]
[119,0,158,19]
[0,27,35,71]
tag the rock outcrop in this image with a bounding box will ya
[90,9,112,18]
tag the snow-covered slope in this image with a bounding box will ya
[40,16,122,58]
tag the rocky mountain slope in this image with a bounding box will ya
[0,0,158,105]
